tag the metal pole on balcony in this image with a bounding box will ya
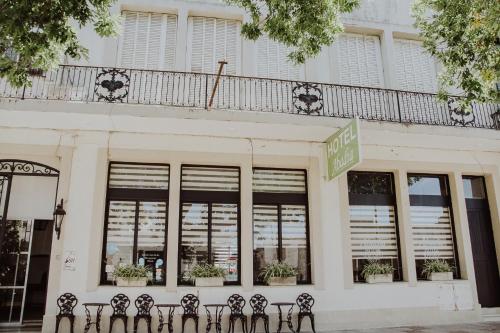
[396,91,402,123]
[208,61,227,110]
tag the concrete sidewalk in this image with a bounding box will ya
[329,321,500,333]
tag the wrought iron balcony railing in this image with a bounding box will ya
[0,65,498,130]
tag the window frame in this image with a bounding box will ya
[347,171,403,282]
[100,161,170,285]
[177,164,241,286]
[408,173,461,280]
[252,167,312,285]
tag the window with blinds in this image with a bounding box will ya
[101,162,169,285]
[120,11,177,70]
[253,168,310,284]
[256,35,303,81]
[179,165,240,285]
[408,174,459,279]
[394,39,437,93]
[348,171,402,282]
[188,17,241,75]
[330,33,384,88]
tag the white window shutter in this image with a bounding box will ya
[330,33,384,88]
[188,17,241,75]
[119,11,177,70]
[394,39,437,93]
[256,35,303,81]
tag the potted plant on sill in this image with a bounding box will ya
[422,259,454,281]
[361,260,394,284]
[260,262,297,286]
[113,264,150,287]
[189,263,226,287]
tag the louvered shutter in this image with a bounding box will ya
[394,39,437,93]
[256,35,302,81]
[331,33,384,88]
[188,17,241,75]
[119,11,177,70]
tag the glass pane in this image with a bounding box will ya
[0,289,23,323]
[348,172,393,195]
[281,205,309,283]
[1,220,31,287]
[180,203,208,283]
[211,204,239,282]
[104,201,136,281]
[463,177,486,199]
[253,205,279,283]
[137,202,167,284]
[408,176,445,196]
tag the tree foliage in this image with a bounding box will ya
[0,0,119,87]
[413,0,500,107]
[225,0,359,64]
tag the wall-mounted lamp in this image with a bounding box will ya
[53,199,66,240]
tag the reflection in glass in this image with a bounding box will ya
[180,203,208,283]
[408,176,445,196]
[104,201,135,281]
[253,205,279,281]
[463,177,486,199]
[211,204,238,282]
[0,289,24,323]
[137,202,167,283]
[281,205,308,283]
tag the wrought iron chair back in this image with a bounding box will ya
[249,294,268,315]
[111,293,130,316]
[135,294,154,316]
[181,294,199,315]
[296,293,314,314]
[227,294,246,315]
[57,293,78,315]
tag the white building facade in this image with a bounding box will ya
[0,0,499,332]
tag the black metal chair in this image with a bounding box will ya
[227,294,248,333]
[249,294,269,333]
[181,294,199,333]
[296,293,316,333]
[55,293,78,333]
[109,293,130,333]
[133,294,154,333]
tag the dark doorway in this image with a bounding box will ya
[463,176,500,308]
[23,219,53,321]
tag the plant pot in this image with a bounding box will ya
[115,277,148,287]
[365,273,393,284]
[195,277,224,287]
[428,272,453,281]
[267,277,297,286]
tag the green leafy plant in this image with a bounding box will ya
[113,264,150,281]
[421,259,453,277]
[259,262,297,283]
[361,260,394,280]
[188,263,226,279]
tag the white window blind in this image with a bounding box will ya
[253,169,307,193]
[256,35,303,81]
[188,17,241,75]
[394,39,437,93]
[330,33,384,88]
[109,163,169,190]
[182,166,239,192]
[120,11,177,70]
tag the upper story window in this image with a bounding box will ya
[330,33,384,88]
[119,11,178,70]
[394,39,437,93]
[178,165,240,285]
[101,162,170,285]
[256,35,304,81]
[408,174,459,279]
[348,171,402,282]
[252,168,311,284]
[187,17,241,75]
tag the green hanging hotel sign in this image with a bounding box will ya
[325,118,362,181]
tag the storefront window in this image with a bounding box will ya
[408,174,459,279]
[253,168,311,284]
[101,163,169,285]
[179,166,240,285]
[348,171,402,282]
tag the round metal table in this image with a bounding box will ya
[204,303,227,333]
[82,302,109,333]
[156,304,181,333]
[271,302,295,333]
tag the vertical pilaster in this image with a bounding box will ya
[394,169,417,285]
[166,161,181,291]
[175,8,189,71]
[240,157,253,291]
[380,30,396,89]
